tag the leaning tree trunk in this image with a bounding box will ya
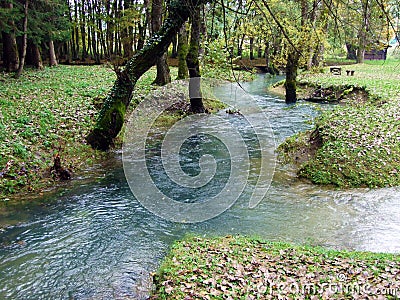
[86,0,209,150]
[186,6,205,113]
[284,51,299,104]
[152,0,171,85]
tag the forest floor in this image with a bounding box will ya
[151,236,400,299]
[276,60,400,188]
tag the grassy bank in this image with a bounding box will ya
[151,236,400,299]
[0,65,116,198]
[0,65,253,200]
[278,60,400,188]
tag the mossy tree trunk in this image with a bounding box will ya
[87,0,209,150]
[177,23,189,79]
[186,6,205,113]
[284,51,299,104]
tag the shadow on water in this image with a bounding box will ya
[1,74,399,299]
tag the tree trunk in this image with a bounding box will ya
[154,52,171,85]
[265,42,270,67]
[136,0,149,51]
[86,0,209,150]
[80,0,87,61]
[67,0,77,60]
[27,41,43,69]
[249,37,254,60]
[1,2,19,72]
[177,23,189,79]
[346,43,357,60]
[49,40,58,67]
[152,0,171,85]
[357,0,369,63]
[284,51,299,104]
[257,39,262,58]
[171,34,178,58]
[186,6,205,113]
[15,0,29,78]
[74,0,80,60]
[237,34,245,57]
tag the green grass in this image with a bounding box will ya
[279,60,400,188]
[0,65,173,198]
[0,65,116,197]
[151,236,400,299]
[299,60,400,101]
[0,64,252,199]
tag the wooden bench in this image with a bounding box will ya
[346,70,355,76]
[330,66,342,75]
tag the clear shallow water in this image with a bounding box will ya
[1,75,400,299]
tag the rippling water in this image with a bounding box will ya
[1,75,399,299]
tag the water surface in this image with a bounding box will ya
[1,75,399,299]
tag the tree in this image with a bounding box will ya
[177,23,189,79]
[15,0,29,78]
[151,0,171,85]
[87,0,209,150]
[186,6,205,113]
[1,1,20,71]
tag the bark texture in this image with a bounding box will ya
[49,40,58,67]
[152,0,171,85]
[284,51,299,104]
[15,0,29,78]
[177,23,189,79]
[186,6,205,113]
[87,0,209,150]
[1,2,19,72]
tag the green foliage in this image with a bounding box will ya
[203,39,230,69]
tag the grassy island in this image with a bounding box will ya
[277,60,400,188]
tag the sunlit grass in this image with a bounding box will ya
[299,60,400,101]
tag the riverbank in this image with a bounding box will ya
[276,60,400,188]
[0,65,254,202]
[151,236,400,299]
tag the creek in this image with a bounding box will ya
[1,75,399,299]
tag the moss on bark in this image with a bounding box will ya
[86,0,210,150]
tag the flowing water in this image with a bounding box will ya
[1,75,399,299]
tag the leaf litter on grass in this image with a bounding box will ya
[151,236,400,299]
